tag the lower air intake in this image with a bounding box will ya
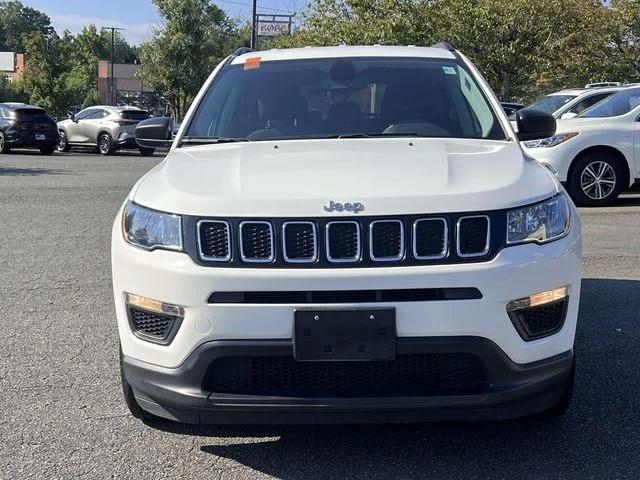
[205,354,488,397]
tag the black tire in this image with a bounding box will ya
[0,131,11,154]
[139,146,155,157]
[119,346,158,423]
[539,353,575,418]
[567,151,625,206]
[98,133,115,156]
[40,144,56,155]
[57,130,70,152]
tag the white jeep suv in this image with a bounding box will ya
[112,45,582,424]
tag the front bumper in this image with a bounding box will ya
[124,337,574,423]
[116,132,138,148]
[112,204,581,423]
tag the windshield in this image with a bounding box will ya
[185,57,506,143]
[15,108,52,122]
[578,88,640,118]
[517,94,576,117]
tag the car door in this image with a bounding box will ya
[82,109,110,144]
[67,109,94,143]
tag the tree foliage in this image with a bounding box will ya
[137,0,243,120]
[0,0,55,51]
[279,0,640,102]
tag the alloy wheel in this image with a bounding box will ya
[99,135,111,155]
[580,161,616,200]
[0,135,4,151]
[57,133,67,151]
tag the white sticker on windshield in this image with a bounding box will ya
[442,66,457,75]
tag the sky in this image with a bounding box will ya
[21,0,305,45]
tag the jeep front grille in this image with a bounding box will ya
[192,213,497,268]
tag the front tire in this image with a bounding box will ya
[567,152,625,206]
[57,130,70,152]
[0,132,11,154]
[538,353,575,418]
[119,347,158,423]
[98,133,115,156]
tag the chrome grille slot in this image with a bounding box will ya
[197,220,231,261]
[326,221,361,262]
[413,218,447,259]
[240,221,274,262]
[457,216,490,257]
[282,222,317,263]
[370,220,404,261]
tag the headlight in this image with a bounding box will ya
[523,132,578,148]
[507,193,571,245]
[122,201,183,251]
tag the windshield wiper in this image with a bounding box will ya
[180,136,251,145]
[326,133,420,139]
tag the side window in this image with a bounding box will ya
[87,109,107,120]
[75,109,94,121]
[569,94,610,114]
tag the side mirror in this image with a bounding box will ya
[560,112,578,120]
[135,117,173,149]
[516,108,556,141]
[68,113,76,122]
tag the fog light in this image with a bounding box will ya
[125,293,184,345]
[507,287,569,341]
[125,293,184,317]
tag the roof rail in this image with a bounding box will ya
[232,47,254,57]
[431,41,455,51]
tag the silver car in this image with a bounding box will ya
[57,106,155,156]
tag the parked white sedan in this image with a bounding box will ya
[522,87,640,206]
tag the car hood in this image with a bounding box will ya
[554,117,610,133]
[132,138,559,217]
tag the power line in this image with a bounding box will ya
[215,0,295,15]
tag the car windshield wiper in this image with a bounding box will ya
[180,136,251,145]
[325,133,421,139]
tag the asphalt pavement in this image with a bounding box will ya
[1,151,639,479]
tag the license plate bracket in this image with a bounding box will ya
[294,308,396,361]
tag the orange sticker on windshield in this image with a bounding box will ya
[244,57,261,70]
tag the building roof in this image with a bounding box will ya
[230,45,457,65]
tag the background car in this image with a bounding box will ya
[500,101,524,116]
[0,103,59,155]
[57,106,155,156]
[522,86,640,206]
[512,86,624,122]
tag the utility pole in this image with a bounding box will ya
[251,0,257,49]
[101,26,124,105]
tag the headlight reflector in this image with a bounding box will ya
[523,132,578,148]
[507,194,571,245]
[122,201,183,251]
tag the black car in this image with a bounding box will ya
[0,103,59,155]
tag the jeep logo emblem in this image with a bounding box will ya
[323,201,365,214]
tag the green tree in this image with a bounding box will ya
[279,0,622,101]
[138,0,242,120]
[0,0,55,52]
[20,31,72,116]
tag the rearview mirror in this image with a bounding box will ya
[135,117,173,149]
[516,109,556,142]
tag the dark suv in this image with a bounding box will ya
[0,103,59,155]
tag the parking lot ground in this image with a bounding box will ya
[1,151,640,479]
